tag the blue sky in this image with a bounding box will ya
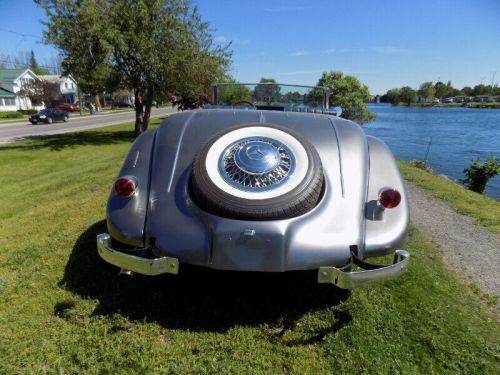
[1,0,499,94]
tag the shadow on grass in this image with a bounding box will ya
[61,220,351,333]
[0,129,136,152]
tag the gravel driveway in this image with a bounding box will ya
[405,182,500,296]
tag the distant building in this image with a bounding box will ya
[38,75,79,104]
[0,68,43,111]
[474,95,495,102]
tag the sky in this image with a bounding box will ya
[0,0,499,94]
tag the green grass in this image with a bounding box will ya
[398,161,500,234]
[0,122,498,373]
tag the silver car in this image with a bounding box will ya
[97,83,410,289]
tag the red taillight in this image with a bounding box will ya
[379,188,401,209]
[114,177,136,197]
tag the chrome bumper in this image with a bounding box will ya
[97,233,408,287]
[317,250,410,289]
[97,233,179,275]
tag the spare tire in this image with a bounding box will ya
[191,124,323,220]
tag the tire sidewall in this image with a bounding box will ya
[191,123,323,219]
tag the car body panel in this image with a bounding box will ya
[104,108,406,272]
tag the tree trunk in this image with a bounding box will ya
[134,88,145,137]
[143,88,154,133]
[94,94,101,112]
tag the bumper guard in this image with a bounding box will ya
[318,250,410,289]
[97,233,179,275]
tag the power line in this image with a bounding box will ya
[0,27,40,39]
[0,58,60,71]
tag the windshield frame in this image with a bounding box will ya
[212,83,330,111]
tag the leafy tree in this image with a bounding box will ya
[385,88,401,105]
[434,81,453,99]
[472,84,493,96]
[461,86,473,96]
[417,81,435,101]
[17,79,60,106]
[399,86,416,105]
[216,78,252,104]
[37,0,231,136]
[317,71,375,123]
[462,156,500,194]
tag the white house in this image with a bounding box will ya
[0,68,42,111]
[38,75,79,104]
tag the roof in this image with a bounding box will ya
[0,87,16,97]
[0,68,30,83]
[38,75,62,82]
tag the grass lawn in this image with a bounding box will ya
[0,120,498,373]
[398,161,500,234]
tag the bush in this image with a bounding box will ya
[410,159,432,172]
[17,109,38,115]
[0,111,23,119]
[462,156,500,194]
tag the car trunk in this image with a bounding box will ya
[145,109,368,271]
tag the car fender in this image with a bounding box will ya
[106,129,156,246]
[363,136,409,258]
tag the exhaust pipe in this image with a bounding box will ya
[118,269,134,279]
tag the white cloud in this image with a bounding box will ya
[214,35,249,45]
[290,51,309,57]
[326,48,336,54]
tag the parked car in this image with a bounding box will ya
[29,108,69,124]
[97,83,410,289]
[49,100,79,112]
[112,101,134,108]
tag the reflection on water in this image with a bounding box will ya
[363,104,500,198]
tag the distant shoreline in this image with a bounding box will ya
[377,102,500,109]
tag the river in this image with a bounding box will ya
[363,104,500,199]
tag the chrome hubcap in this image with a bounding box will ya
[219,137,295,192]
[234,141,280,174]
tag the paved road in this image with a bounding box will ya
[0,107,176,143]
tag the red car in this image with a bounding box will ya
[49,101,79,112]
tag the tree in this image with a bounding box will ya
[37,0,231,136]
[399,86,416,106]
[434,81,453,99]
[317,71,375,123]
[17,79,60,106]
[384,88,401,105]
[417,81,435,101]
[216,78,252,104]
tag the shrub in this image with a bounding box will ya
[17,109,38,115]
[462,156,500,194]
[0,111,23,119]
[410,159,432,172]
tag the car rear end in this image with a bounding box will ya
[98,108,410,288]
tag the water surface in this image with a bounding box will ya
[363,104,500,198]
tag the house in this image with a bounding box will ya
[0,68,43,111]
[38,75,78,104]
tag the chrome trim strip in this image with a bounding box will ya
[97,233,179,276]
[317,250,410,289]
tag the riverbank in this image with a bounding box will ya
[389,102,500,109]
[400,161,500,299]
[398,161,500,234]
